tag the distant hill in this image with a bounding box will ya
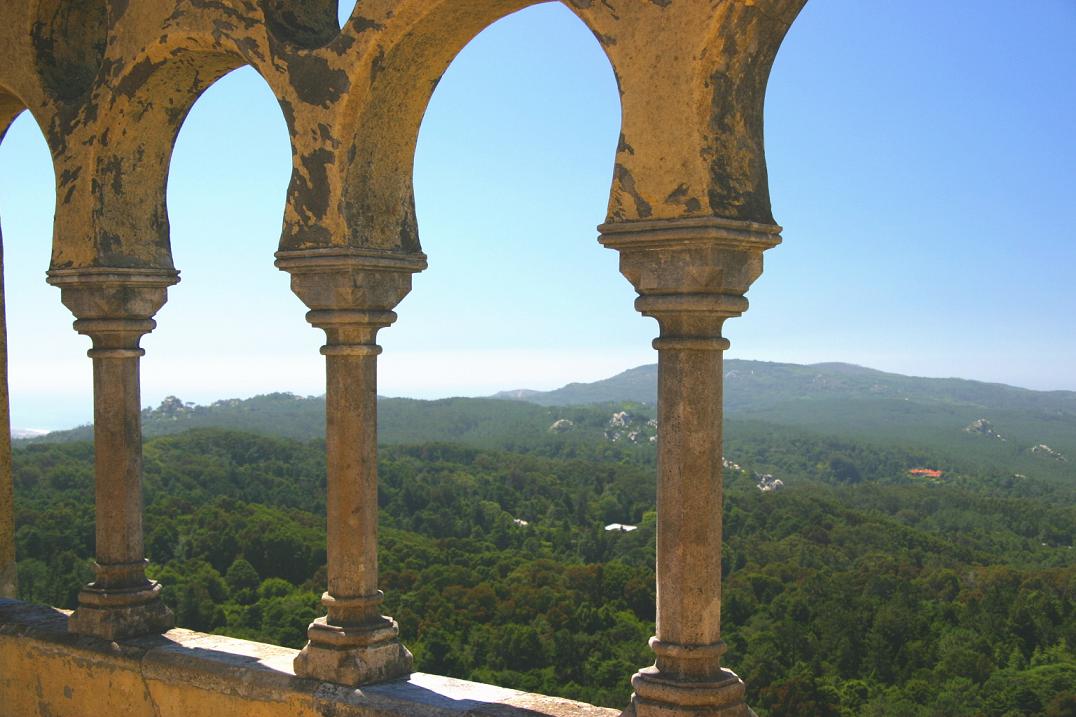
[495,360,1076,414]
[23,360,1076,483]
[496,360,1076,482]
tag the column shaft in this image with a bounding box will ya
[291,334,413,684]
[654,341,725,672]
[90,350,147,584]
[323,345,381,624]
[600,218,781,717]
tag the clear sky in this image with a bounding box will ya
[0,0,1073,430]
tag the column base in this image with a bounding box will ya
[630,666,753,717]
[68,581,174,640]
[293,615,413,686]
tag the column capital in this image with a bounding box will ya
[599,217,781,339]
[274,248,427,313]
[275,248,426,345]
[46,267,179,351]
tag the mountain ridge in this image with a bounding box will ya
[492,359,1076,411]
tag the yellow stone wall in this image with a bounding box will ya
[0,600,618,717]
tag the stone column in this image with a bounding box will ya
[47,268,177,640]
[276,248,425,686]
[0,232,14,599]
[599,218,781,717]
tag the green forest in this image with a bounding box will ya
[11,396,1076,716]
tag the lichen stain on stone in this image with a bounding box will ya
[110,0,130,23]
[295,148,335,222]
[59,166,82,205]
[288,55,350,108]
[369,47,386,86]
[317,123,341,149]
[99,156,126,197]
[666,184,702,214]
[351,17,385,35]
[114,57,161,100]
[613,164,653,221]
[97,231,123,259]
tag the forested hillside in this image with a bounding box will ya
[12,420,1076,715]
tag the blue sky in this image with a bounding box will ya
[0,0,1074,429]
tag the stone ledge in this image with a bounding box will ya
[0,598,622,717]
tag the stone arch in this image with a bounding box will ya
[153,65,296,401]
[52,37,268,271]
[281,0,615,255]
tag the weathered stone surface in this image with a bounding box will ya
[0,598,620,717]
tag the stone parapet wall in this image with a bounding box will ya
[0,599,619,717]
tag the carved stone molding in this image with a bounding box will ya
[46,267,179,345]
[599,217,781,340]
[275,249,427,312]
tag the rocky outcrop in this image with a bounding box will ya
[547,419,574,434]
[1030,444,1067,462]
[756,474,785,492]
[605,412,657,444]
[964,418,1005,440]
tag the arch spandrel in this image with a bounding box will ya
[67,50,249,269]
[276,0,807,257]
[0,4,49,131]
